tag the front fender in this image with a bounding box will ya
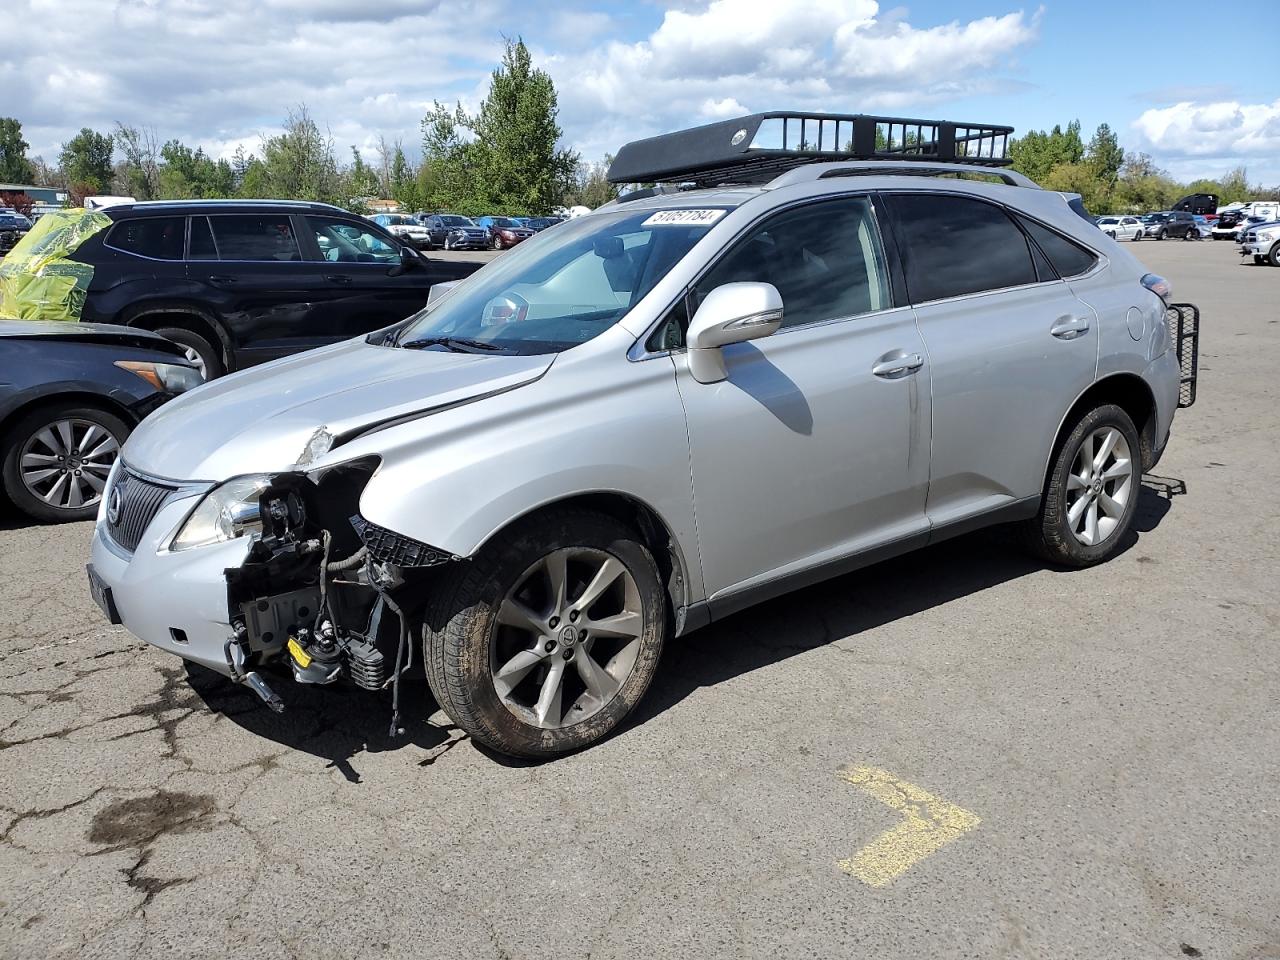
[347,342,706,603]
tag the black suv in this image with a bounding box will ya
[3,201,481,378]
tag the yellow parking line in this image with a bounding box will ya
[836,765,981,887]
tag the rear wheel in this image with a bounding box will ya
[155,326,221,379]
[491,235,503,251]
[424,509,667,758]
[1021,404,1141,568]
[2,402,128,523]
[1269,244,1280,267]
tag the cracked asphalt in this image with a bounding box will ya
[2,241,1277,959]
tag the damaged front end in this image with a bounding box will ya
[220,457,458,734]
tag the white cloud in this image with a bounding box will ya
[1132,99,1280,158]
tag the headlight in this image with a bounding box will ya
[170,475,272,551]
[116,360,205,393]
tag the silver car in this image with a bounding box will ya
[88,116,1197,758]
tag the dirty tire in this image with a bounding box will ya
[156,327,223,379]
[1269,244,1280,268]
[2,401,130,523]
[423,509,666,759]
[1020,404,1141,568]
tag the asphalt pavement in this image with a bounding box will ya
[1,239,1277,959]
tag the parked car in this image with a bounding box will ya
[0,211,32,253]
[420,214,490,250]
[524,217,564,233]
[1191,215,1213,239]
[371,213,435,249]
[475,216,535,250]
[1,321,200,522]
[1096,215,1143,241]
[87,112,1196,760]
[0,201,481,379]
[1139,211,1197,240]
[1240,220,1280,266]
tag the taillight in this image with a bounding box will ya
[1141,273,1172,304]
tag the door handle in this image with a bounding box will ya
[871,351,925,379]
[1050,316,1090,340]
[324,275,353,284]
[208,275,237,284]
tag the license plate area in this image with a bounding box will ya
[86,564,122,625]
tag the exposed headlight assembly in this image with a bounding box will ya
[170,475,273,551]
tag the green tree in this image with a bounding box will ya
[254,106,342,204]
[563,154,617,209]
[0,118,35,184]
[157,140,234,198]
[389,143,422,212]
[420,39,578,214]
[1043,162,1113,214]
[1010,120,1084,183]
[346,147,379,199]
[237,156,271,198]
[1085,123,1124,185]
[59,127,115,194]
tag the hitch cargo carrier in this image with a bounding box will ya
[1166,304,1200,407]
[607,111,1014,187]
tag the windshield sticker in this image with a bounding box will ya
[642,209,726,227]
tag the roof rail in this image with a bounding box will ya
[608,111,1014,187]
[767,160,1039,189]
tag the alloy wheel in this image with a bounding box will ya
[180,344,208,379]
[1065,426,1134,546]
[490,547,644,729]
[19,418,120,512]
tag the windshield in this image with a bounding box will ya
[440,216,473,226]
[491,217,520,228]
[396,207,723,355]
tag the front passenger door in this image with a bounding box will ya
[672,195,932,605]
[303,217,432,338]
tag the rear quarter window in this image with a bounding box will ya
[105,217,185,260]
[1018,217,1099,279]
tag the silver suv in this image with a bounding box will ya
[88,113,1197,758]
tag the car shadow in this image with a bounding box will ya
[185,476,1185,771]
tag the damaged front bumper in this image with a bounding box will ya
[88,457,454,724]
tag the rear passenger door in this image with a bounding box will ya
[882,192,1099,526]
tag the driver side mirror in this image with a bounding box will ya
[388,245,420,277]
[685,282,783,384]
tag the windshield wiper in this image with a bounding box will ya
[399,336,504,353]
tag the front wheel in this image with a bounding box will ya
[2,402,129,523]
[1269,244,1280,267]
[424,510,667,758]
[491,235,503,250]
[1155,229,1166,241]
[1020,404,1141,568]
[156,327,221,379]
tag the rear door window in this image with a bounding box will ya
[187,216,218,260]
[209,215,301,262]
[1018,216,1098,278]
[105,217,185,260]
[885,193,1038,303]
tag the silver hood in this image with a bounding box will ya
[122,337,554,481]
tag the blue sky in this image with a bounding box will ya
[3,0,1278,184]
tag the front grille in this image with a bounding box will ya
[106,468,176,552]
[1244,232,1257,243]
[1165,303,1199,408]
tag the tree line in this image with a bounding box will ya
[0,40,617,217]
[1008,120,1279,213]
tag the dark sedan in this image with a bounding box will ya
[0,212,31,253]
[0,321,201,522]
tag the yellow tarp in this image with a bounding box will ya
[0,209,111,323]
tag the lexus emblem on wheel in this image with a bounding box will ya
[107,488,122,525]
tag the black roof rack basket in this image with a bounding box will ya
[607,112,1014,187]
